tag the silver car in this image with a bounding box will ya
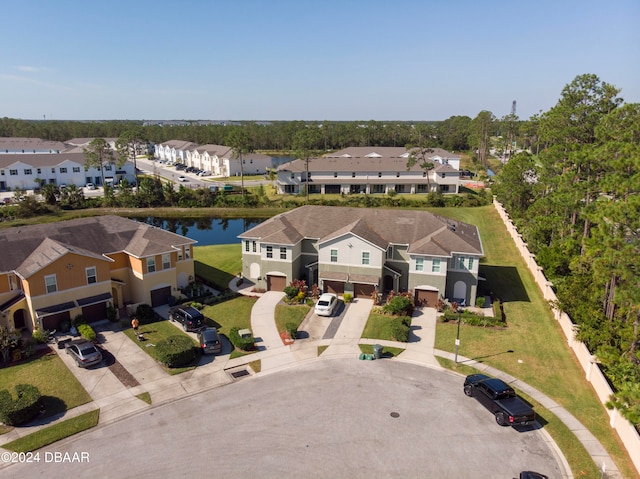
[65,339,103,368]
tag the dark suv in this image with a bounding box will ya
[169,306,205,331]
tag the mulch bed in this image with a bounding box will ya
[280,331,294,346]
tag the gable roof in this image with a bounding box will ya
[0,215,196,276]
[239,206,483,257]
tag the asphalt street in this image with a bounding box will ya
[8,359,563,479]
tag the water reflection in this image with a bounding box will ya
[131,217,265,246]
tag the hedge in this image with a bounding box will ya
[155,335,196,367]
[389,316,412,342]
[78,324,97,342]
[0,384,42,426]
[229,327,255,351]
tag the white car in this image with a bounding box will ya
[315,293,338,317]
[178,175,188,182]
[85,182,96,190]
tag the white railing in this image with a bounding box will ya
[493,197,640,475]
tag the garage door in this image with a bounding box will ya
[267,275,287,292]
[324,281,345,295]
[415,289,439,308]
[82,302,107,323]
[42,311,71,331]
[353,283,375,298]
[151,286,172,307]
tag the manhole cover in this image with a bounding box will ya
[230,369,250,379]
[390,412,400,418]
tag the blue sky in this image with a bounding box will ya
[1,0,638,121]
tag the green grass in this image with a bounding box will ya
[136,392,152,405]
[275,303,311,334]
[358,344,405,358]
[201,296,259,359]
[3,409,100,453]
[361,311,409,342]
[194,244,242,290]
[122,321,200,375]
[0,352,92,418]
[248,360,261,374]
[432,205,636,478]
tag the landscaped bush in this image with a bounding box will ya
[31,328,47,344]
[343,293,353,303]
[383,295,413,316]
[283,286,299,301]
[442,310,504,327]
[492,297,505,322]
[136,304,157,324]
[389,316,411,342]
[229,327,255,351]
[72,314,87,326]
[59,318,71,333]
[475,296,486,308]
[77,324,97,342]
[0,384,42,426]
[155,335,196,367]
[285,322,298,339]
[107,306,118,322]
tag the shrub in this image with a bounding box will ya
[285,323,298,339]
[73,314,87,326]
[31,328,47,344]
[475,296,486,308]
[383,295,412,316]
[0,384,42,426]
[283,286,300,300]
[229,327,255,351]
[107,306,118,322]
[155,335,196,367]
[59,318,71,333]
[136,304,157,324]
[492,298,505,322]
[343,293,353,303]
[77,324,97,342]
[389,317,411,342]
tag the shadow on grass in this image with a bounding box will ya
[461,349,515,364]
[480,265,530,303]
[194,261,235,291]
[27,396,67,426]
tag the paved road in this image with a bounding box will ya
[7,359,563,479]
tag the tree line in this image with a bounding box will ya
[492,74,640,426]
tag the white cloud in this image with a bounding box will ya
[0,73,71,91]
[14,65,52,73]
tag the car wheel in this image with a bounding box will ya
[463,385,473,397]
[183,322,188,331]
[495,412,508,426]
[169,315,175,322]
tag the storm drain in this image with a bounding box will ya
[231,369,250,379]
[225,366,253,381]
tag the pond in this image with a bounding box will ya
[130,217,265,246]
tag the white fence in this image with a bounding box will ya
[493,197,640,475]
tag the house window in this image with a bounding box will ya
[386,246,393,259]
[86,267,97,284]
[9,169,18,175]
[185,246,191,259]
[333,172,337,178]
[104,165,112,171]
[416,258,424,271]
[0,170,4,176]
[147,258,156,273]
[266,246,273,258]
[24,169,32,175]
[45,274,57,293]
[468,258,474,270]
[378,172,382,178]
[37,168,42,174]
[372,184,385,194]
[8,274,16,291]
[284,185,296,193]
[252,241,257,253]
[162,253,171,269]
[422,172,427,177]
[290,173,295,179]
[352,172,356,178]
[441,173,446,178]
[396,172,400,177]
[60,167,67,173]
[395,185,405,193]
[280,247,287,260]
[245,240,250,252]
[51,168,55,174]
[330,249,338,263]
[178,249,183,261]
[432,259,441,273]
[362,251,370,265]
[458,257,465,269]
[73,166,80,173]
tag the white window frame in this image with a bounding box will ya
[416,257,424,271]
[266,246,273,259]
[330,249,338,263]
[86,266,97,284]
[185,246,191,259]
[280,247,287,260]
[432,258,441,273]
[45,274,57,293]
[162,253,171,269]
[147,257,156,273]
[362,251,370,265]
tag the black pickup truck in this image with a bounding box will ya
[464,374,536,427]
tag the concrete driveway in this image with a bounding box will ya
[7,359,565,478]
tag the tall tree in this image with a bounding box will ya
[406,124,437,193]
[292,127,321,203]
[469,111,495,167]
[117,128,148,192]
[225,128,253,195]
[83,138,115,196]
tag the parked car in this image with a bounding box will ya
[199,170,212,177]
[197,327,222,355]
[65,339,103,368]
[315,293,338,316]
[519,472,549,479]
[463,374,536,426]
[178,175,188,182]
[85,182,96,190]
[169,306,205,331]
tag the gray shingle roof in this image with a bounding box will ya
[239,206,483,257]
[0,216,196,277]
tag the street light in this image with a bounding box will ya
[454,311,461,363]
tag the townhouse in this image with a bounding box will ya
[238,205,483,307]
[276,147,461,196]
[0,216,196,332]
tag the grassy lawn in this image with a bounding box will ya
[3,409,100,453]
[359,344,405,358]
[201,296,259,359]
[362,311,396,340]
[194,244,242,290]
[122,321,200,375]
[275,303,311,334]
[0,352,92,420]
[432,205,635,478]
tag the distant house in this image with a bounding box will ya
[238,206,483,307]
[0,216,196,332]
[276,146,461,195]
[155,140,199,164]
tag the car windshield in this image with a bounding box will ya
[318,300,329,307]
[202,332,218,341]
[79,345,98,355]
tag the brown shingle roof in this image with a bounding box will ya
[239,206,483,257]
[0,216,196,277]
